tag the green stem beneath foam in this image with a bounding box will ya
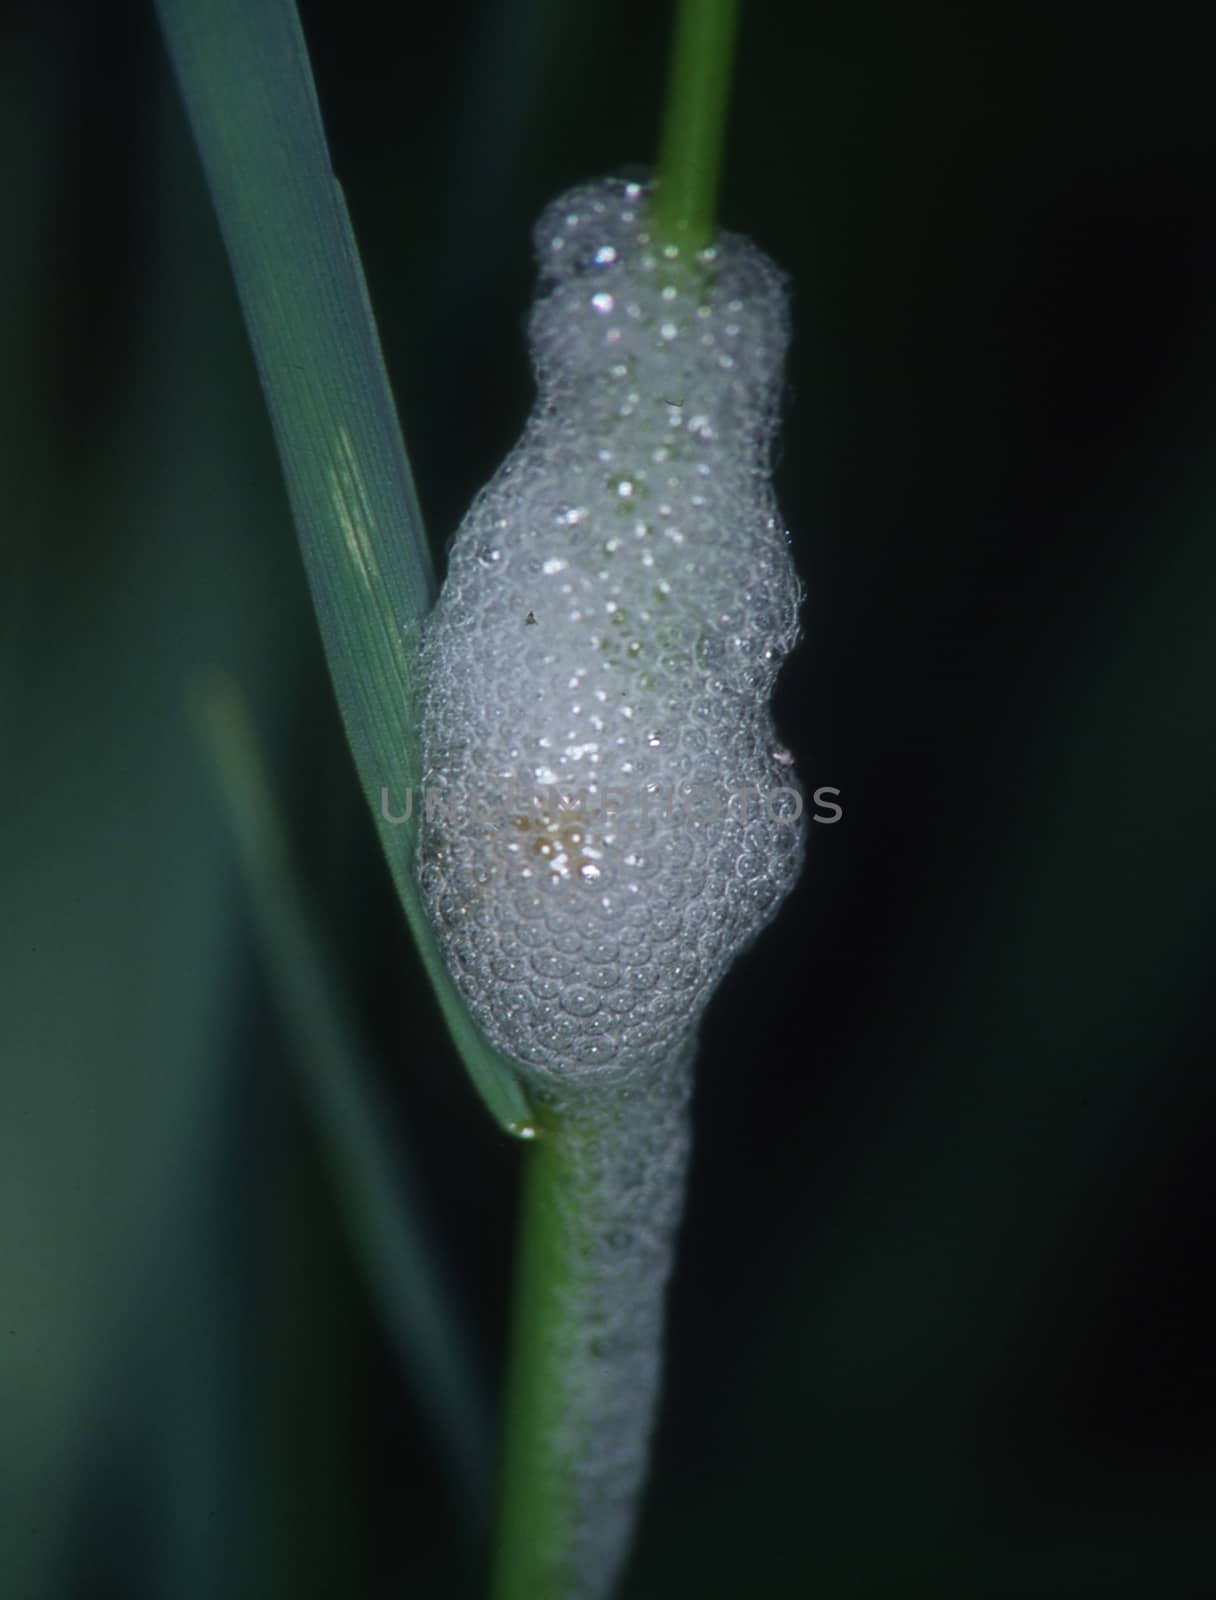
[490,1128,580,1600]
[491,7,742,1596]
[490,1074,692,1600]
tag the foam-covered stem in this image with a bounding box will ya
[420,179,804,1596]
[493,1061,692,1598]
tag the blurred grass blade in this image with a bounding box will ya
[154,0,534,1134]
[193,675,492,1518]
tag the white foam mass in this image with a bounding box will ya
[418,179,803,1597]
[418,177,805,1088]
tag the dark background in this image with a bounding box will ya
[3,1,1215,1595]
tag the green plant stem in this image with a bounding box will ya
[653,0,740,248]
[490,1130,579,1600]
[155,0,534,1135]
[490,8,742,1596]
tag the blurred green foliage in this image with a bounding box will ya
[2,1,1214,1596]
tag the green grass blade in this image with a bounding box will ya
[153,0,535,1135]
